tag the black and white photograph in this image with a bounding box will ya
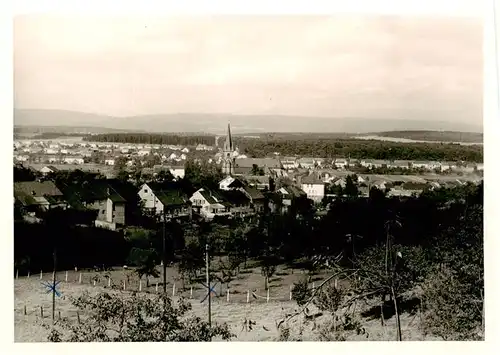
[8,0,496,345]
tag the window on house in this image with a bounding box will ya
[144,189,148,193]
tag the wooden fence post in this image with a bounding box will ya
[247,290,250,303]
[27,270,30,279]
[123,280,126,291]
[155,283,158,293]
[172,283,176,297]
[40,305,43,318]
[79,273,82,284]
[40,270,43,280]
[24,305,27,316]
[226,289,230,302]
[108,278,111,287]
[289,285,292,301]
[190,286,193,299]
[65,271,68,282]
[77,311,80,324]
[139,280,142,292]
[267,288,270,303]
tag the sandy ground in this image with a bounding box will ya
[14,267,431,342]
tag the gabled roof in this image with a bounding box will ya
[241,185,265,200]
[143,182,189,206]
[196,188,228,206]
[219,189,251,206]
[235,158,282,169]
[14,181,63,197]
[59,180,126,208]
[301,174,325,185]
[279,185,306,198]
[14,181,65,207]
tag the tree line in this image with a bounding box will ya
[80,132,483,162]
[83,133,215,146]
[237,137,483,162]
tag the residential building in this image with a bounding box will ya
[138,183,192,220]
[300,174,326,203]
[190,188,231,220]
[169,165,185,180]
[14,181,67,214]
[60,181,127,230]
[233,158,282,176]
[39,165,59,175]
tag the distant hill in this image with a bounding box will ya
[14,109,483,135]
[368,130,483,143]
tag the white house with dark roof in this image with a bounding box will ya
[138,183,191,219]
[189,188,231,220]
[300,174,326,203]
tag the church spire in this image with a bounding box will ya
[224,122,233,151]
[222,122,235,176]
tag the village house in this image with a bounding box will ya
[218,176,266,213]
[233,158,282,176]
[280,157,299,170]
[189,188,231,220]
[360,159,388,168]
[105,159,115,166]
[297,157,317,170]
[300,174,326,203]
[14,181,68,217]
[137,183,192,220]
[273,185,307,213]
[168,165,185,180]
[333,158,348,169]
[39,165,59,175]
[63,156,85,165]
[61,181,127,231]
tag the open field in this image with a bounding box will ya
[14,265,434,342]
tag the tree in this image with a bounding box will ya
[260,254,279,290]
[127,247,160,287]
[47,291,233,342]
[344,175,359,198]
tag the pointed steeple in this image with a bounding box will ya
[224,122,233,151]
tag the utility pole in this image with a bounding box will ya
[206,243,211,327]
[162,211,167,295]
[52,248,57,325]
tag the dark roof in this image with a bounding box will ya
[14,181,64,207]
[219,189,251,206]
[227,178,245,188]
[144,182,189,206]
[198,189,228,206]
[58,180,126,208]
[235,158,282,169]
[241,185,265,200]
[279,185,306,198]
[301,174,325,185]
[14,181,63,197]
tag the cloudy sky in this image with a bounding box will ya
[14,11,482,125]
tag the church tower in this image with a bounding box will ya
[222,123,235,176]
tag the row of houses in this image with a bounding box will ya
[278,157,483,172]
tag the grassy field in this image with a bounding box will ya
[14,264,433,342]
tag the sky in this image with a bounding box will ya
[14,6,483,126]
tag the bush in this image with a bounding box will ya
[47,291,234,342]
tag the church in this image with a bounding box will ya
[221,123,236,176]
